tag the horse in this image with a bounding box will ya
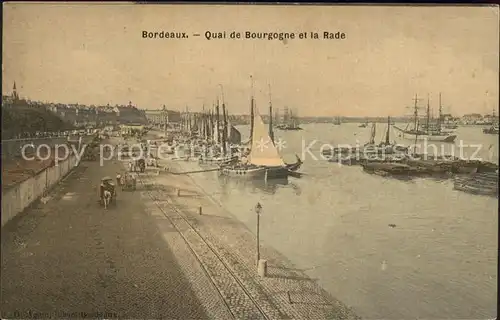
[103,190,112,209]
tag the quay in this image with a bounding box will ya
[1,136,358,319]
[1,136,71,160]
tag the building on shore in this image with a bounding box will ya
[460,112,499,125]
[461,113,483,124]
[144,107,181,125]
[120,124,145,136]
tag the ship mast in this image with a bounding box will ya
[426,94,430,134]
[438,92,443,133]
[215,94,221,144]
[219,84,228,155]
[250,75,255,145]
[268,83,274,143]
[385,116,391,145]
[412,93,419,131]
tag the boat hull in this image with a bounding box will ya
[361,162,414,175]
[483,128,499,134]
[276,126,302,131]
[399,133,457,143]
[393,125,457,143]
[454,173,498,197]
[220,165,291,179]
[220,166,267,178]
[285,155,303,172]
[199,155,238,165]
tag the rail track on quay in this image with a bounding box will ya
[137,174,272,320]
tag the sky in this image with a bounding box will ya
[2,3,499,117]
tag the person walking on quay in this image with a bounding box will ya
[116,173,122,188]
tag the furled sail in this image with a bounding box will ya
[213,122,219,143]
[385,117,391,145]
[369,122,376,145]
[248,105,285,167]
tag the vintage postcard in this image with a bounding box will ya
[2,3,498,319]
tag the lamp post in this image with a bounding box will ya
[255,202,262,265]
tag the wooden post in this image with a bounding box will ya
[199,206,202,215]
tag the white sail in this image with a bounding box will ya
[248,105,285,167]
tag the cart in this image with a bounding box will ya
[137,158,146,173]
[99,176,117,209]
[121,173,137,191]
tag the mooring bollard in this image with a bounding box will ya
[199,206,203,215]
[176,189,181,196]
[257,259,267,277]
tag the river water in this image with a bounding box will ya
[177,123,498,319]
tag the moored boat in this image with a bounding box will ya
[454,172,498,197]
[220,77,300,180]
[444,123,458,130]
[361,162,417,175]
[275,107,302,130]
[199,154,238,165]
[394,93,457,143]
[326,117,408,164]
[285,155,303,171]
[393,125,457,143]
[483,124,499,134]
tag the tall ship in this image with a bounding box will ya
[275,107,302,130]
[333,117,342,125]
[393,93,457,143]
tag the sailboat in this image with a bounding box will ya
[323,121,376,159]
[199,90,239,165]
[333,117,342,125]
[393,94,457,143]
[220,106,290,179]
[268,84,303,172]
[483,124,499,134]
[328,117,407,165]
[482,108,499,134]
[365,117,408,154]
[220,78,301,180]
[276,107,302,130]
[365,122,376,146]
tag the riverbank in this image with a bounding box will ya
[132,155,359,319]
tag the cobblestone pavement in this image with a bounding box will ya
[0,156,216,319]
[139,159,360,320]
[141,180,269,320]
